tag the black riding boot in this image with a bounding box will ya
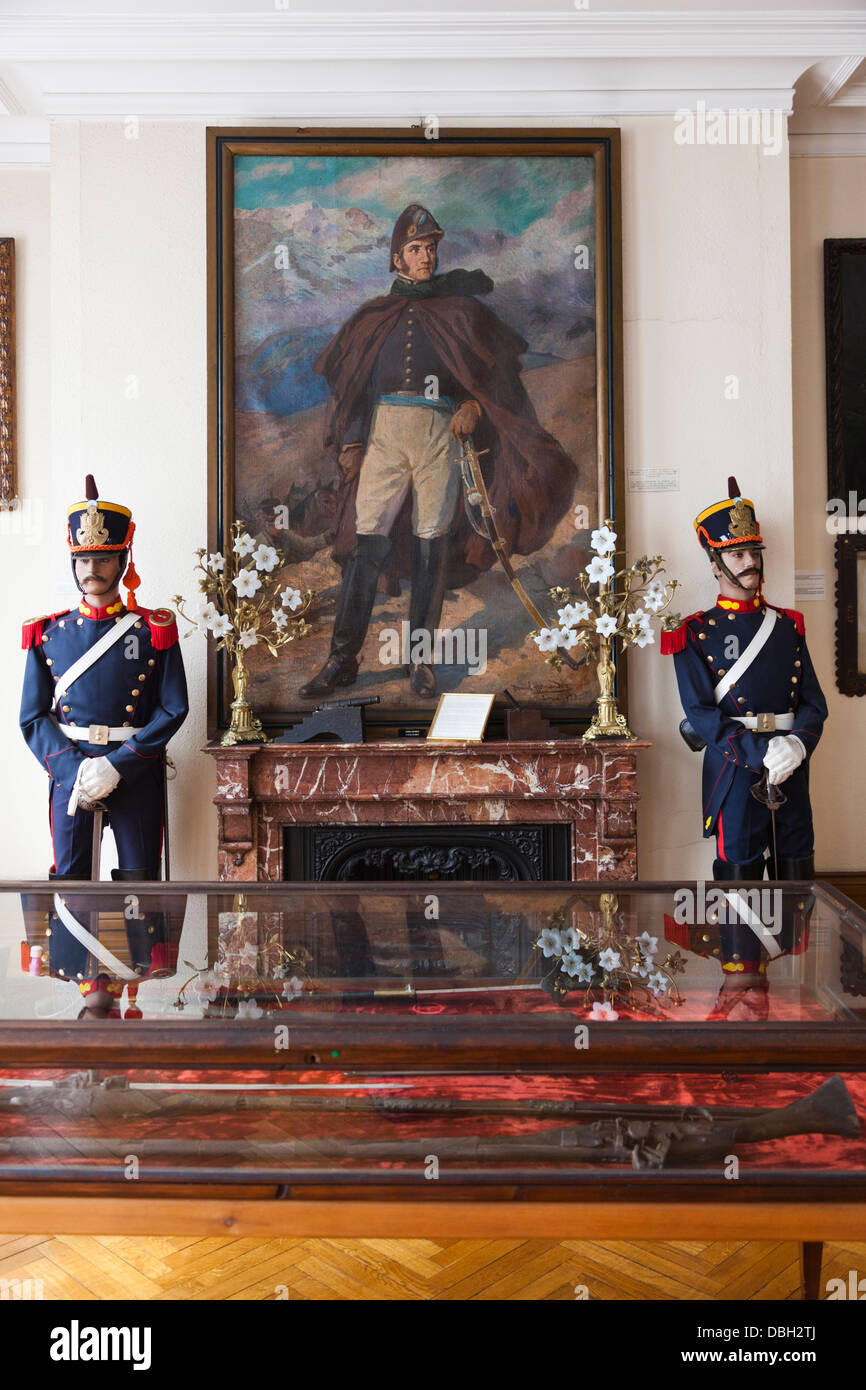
[111,866,166,973]
[713,855,767,881]
[407,535,449,698]
[299,534,392,700]
[775,854,815,881]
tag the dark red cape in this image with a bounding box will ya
[314,290,578,588]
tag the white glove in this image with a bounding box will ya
[79,756,122,802]
[763,735,806,786]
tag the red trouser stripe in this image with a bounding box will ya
[717,811,727,862]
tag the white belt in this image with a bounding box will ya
[60,723,142,745]
[732,713,794,732]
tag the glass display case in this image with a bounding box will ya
[2,880,865,1213]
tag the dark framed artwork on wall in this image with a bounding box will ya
[824,237,866,508]
[835,533,866,697]
[207,127,624,735]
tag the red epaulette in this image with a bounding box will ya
[765,602,805,636]
[137,605,179,651]
[660,611,704,655]
[21,610,70,649]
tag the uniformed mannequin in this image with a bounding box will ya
[663,478,828,882]
[19,476,189,997]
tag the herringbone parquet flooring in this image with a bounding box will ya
[2,1234,865,1300]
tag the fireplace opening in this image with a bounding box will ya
[283,824,571,882]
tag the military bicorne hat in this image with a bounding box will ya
[66,474,141,610]
[694,476,764,554]
[389,204,443,271]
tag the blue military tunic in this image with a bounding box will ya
[663,593,827,863]
[19,597,188,878]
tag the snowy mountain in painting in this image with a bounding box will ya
[234,189,596,416]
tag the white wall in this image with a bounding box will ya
[0,116,817,880]
[790,156,866,872]
[2,123,214,881]
[0,167,54,878]
[621,117,796,877]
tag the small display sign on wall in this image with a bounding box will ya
[795,571,826,602]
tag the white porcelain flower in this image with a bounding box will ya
[280,587,303,611]
[537,927,563,958]
[233,569,262,598]
[633,627,655,648]
[649,971,669,995]
[252,543,280,573]
[591,525,617,556]
[272,608,289,630]
[586,555,615,585]
[198,601,218,629]
[575,959,594,984]
[560,950,585,978]
[598,947,621,972]
[238,627,258,649]
[595,613,617,638]
[207,552,226,573]
[233,531,256,557]
[211,613,232,639]
[192,973,221,1003]
[558,601,592,627]
[534,628,562,653]
[235,999,263,1019]
[561,926,580,952]
[628,607,650,628]
[644,588,666,613]
[589,1001,619,1021]
[558,626,580,650]
[282,976,304,1001]
[637,933,659,955]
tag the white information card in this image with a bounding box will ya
[427,693,495,743]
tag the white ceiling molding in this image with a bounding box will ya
[27,53,815,120]
[790,131,866,155]
[813,54,864,104]
[790,55,866,153]
[0,11,865,62]
[0,75,25,117]
[0,116,50,165]
[0,9,863,133]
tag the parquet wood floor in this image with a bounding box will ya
[2,1234,865,1300]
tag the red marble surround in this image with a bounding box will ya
[205,740,649,882]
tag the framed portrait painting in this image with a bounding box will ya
[207,127,624,735]
[824,238,866,508]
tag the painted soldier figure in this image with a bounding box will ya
[302,202,577,699]
[662,477,828,883]
[19,476,188,1006]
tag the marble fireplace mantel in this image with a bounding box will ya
[205,739,649,882]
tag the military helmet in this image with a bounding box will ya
[67,474,141,610]
[389,204,443,271]
[694,476,764,554]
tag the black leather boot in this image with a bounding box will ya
[408,535,449,698]
[299,534,392,700]
[776,854,815,881]
[111,866,165,972]
[713,855,767,881]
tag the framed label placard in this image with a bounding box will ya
[427,692,495,743]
